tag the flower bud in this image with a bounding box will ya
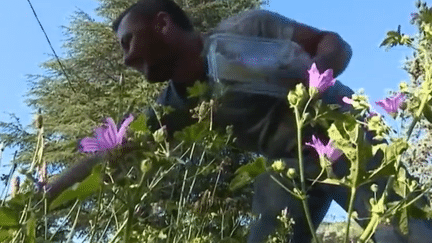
[370,184,378,193]
[287,168,297,179]
[399,101,407,111]
[35,114,43,129]
[11,176,20,198]
[271,160,285,172]
[288,83,307,107]
[140,159,152,174]
[153,126,166,143]
[351,211,358,219]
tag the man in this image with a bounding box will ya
[112,0,432,242]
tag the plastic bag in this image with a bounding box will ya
[207,33,311,98]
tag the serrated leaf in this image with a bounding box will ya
[0,207,19,227]
[49,165,103,210]
[327,123,356,162]
[187,81,210,98]
[173,122,208,143]
[130,113,148,133]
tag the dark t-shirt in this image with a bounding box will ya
[150,9,354,162]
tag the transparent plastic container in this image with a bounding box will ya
[207,33,310,98]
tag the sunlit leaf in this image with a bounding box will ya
[0,207,19,227]
[130,113,149,134]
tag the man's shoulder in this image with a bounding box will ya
[210,9,296,39]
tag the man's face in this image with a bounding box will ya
[116,12,176,83]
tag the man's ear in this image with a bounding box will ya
[153,11,173,36]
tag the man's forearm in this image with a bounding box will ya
[312,32,352,77]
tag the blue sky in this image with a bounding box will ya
[0,0,426,222]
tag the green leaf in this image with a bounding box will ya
[385,139,408,169]
[187,81,210,98]
[26,213,36,243]
[229,157,266,191]
[0,229,14,242]
[173,122,209,143]
[393,167,408,198]
[130,113,149,133]
[0,207,19,227]
[235,157,266,178]
[49,164,103,210]
[423,104,432,124]
[327,122,356,162]
[229,172,253,191]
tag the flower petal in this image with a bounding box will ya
[308,63,320,87]
[94,127,113,151]
[104,117,119,146]
[342,97,353,105]
[117,114,134,143]
[306,135,326,157]
[80,137,100,153]
[325,141,343,162]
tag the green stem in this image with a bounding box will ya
[66,201,82,243]
[124,206,134,243]
[344,187,357,243]
[44,194,47,241]
[359,213,380,242]
[109,219,128,243]
[124,167,149,243]
[49,199,79,241]
[294,107,321,243]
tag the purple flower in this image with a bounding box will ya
[80,114,134,153]
[306,135,343,163]
[308,63,336,95]
[375,93,405,118]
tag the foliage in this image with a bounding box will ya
[0,0,262,242]
[2,0,432,242]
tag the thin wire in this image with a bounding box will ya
[26,0,77,93]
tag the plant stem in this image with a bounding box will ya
[344,187,357,243]
[124,202,134,243]
[359,213,380,242]
[294,107,321,243]
[66,201,82,243]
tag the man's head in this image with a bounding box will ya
[113,0,195,83]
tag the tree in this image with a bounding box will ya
[0,0,263,242]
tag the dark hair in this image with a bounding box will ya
[112,0,194,32]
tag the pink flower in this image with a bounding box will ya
[308,63,337,94]
[80,114,134,153]
[342,97,353,105]
[306,135,343,163]
[375,93,405,118]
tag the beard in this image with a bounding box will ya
[144,57,177,83]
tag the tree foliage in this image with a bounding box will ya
[0,0,263,242]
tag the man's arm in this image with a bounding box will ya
[291,22,352,78]
[223,10,352,81]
